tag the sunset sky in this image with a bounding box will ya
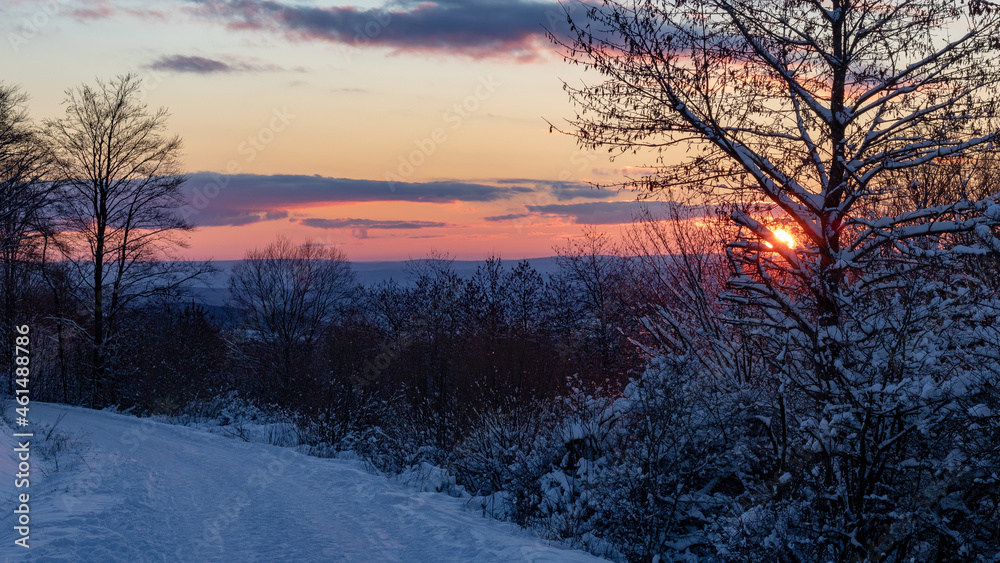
[1,0,666,261]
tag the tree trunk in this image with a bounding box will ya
[92,185,106,408]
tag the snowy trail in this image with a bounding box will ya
[0,403,601,562]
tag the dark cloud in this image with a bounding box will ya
[302,217,448,240]
[495,179,618,201]
[300,218,448,230]
[148,55,232,73]
[146,54,282,74]
[549,184,618,201]
[483,212,532,222]
[486,201,712,225]
[263,210,289,221]
[183,208,288,227]
[190,0,578,61]
[179,173,532,227]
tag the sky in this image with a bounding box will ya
[0,0,663,261]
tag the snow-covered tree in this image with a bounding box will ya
[556,0,1000,559]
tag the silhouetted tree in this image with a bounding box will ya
[228,236,356,398]
[0,83,53,393]
[45,73,201,407]
[554,228,637,384]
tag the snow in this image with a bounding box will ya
[0,403,603,562]
[967,404,993,418]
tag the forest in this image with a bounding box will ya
[5,0,1000,561]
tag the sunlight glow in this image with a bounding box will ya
[765,229,796,249]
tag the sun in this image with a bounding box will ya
[774,229,796,248]
[765,229,796,249]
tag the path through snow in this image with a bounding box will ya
[0,403,602,562]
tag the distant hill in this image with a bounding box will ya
[183,257,564,307]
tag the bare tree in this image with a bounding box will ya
[554,227,635,382]
[622,203,756,382]
[0,83,54,393]
[556,0,1000,558]
[0,84,51,253]
[229,236,356,391]
[44,73,201,407]
[505,259,547,335]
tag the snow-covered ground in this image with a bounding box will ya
[0,403,602,562]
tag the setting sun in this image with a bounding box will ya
[766,229,797,249]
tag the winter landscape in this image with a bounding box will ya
[2,0,1000,561]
